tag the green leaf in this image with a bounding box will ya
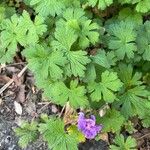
[116,64,150,118]
[110,134,137,150]
[99,109,125,133]
[65,50,91,77]
[51,80,89,108]
[52,26,90,77]
[135,0,150,13]
[30,0,65,17]
[57,8,99,49]
[39,118,78,150]
[78,20,99,49]
[52,26,77,52]
[0,4,16,23]
[23,44,67,80]
[88,70,123,102]
[67,125,85,143]
[117,64,142,88]
[141,114,150,128]
[88,0,113,10]
[19,11,47,46]
[118,8,142,25]
[91,49,117,68]
[107,21,137,60]
[63,0,81,8]
[0,11,46,63]
[136,21,150,61]
[14,121,38,148]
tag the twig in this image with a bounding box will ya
[38,102,51,105]
[137,132,150,140]
[58,104,66,118]
[0,65,28,95]
[37,102,51,114]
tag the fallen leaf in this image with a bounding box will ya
[16,85,25,103]
[25,101,36,116]
[99,133,109,143]
[0,75,11,84]
[14,101,22,115]
[63,102,76,125]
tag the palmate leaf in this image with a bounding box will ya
[116,64,150,118]
[136,21,150,61]
[117,64,142,87]
[84,50,117,82]
[135,0,150,13]
[119,0,150,13]
[39,117,78,150]
[52,27,91,77]
[119,86,149,119]
[57,8,99,49]
[0,11,46,63]
[0,14,25,63]
[65,50,91,77]
[62,0,81,8]
[19,11,47,46]
[14,122,38,148]
[50,80,88,108]
[99,109,125,133]
[88,70,123,103]
[118,8,142,25]
[37,79,88,108]
[79,20,99,49]
[110,134,137,150]
[88,0,113,10]
[91,49,117,68]
[23,44,67,81]
[107,21,137,60]
[52,26,77,52]
[29,0,65,17]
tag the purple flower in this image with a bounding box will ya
[77,112,102,139]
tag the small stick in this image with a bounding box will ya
[58,104,66,118]
[37,102,51,114]
[137,132,150,140]
[0,65,28,95]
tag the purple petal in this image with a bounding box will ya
[78,112,85,119]
[83,129,97,139]
[95,125,102,133]
[90,115,96,122]
[78,119,86,131]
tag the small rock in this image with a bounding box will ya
[51,105,58,113]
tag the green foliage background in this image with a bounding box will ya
[0,0,150,149]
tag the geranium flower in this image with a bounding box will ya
[77,112,102,139]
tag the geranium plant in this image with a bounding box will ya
[0,0,150,149]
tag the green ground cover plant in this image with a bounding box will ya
[0,0,150,149]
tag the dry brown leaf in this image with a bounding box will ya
[0,75,11,84]
[63,102,77,125]
[15,85,25,103]
[99,133,109,143]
